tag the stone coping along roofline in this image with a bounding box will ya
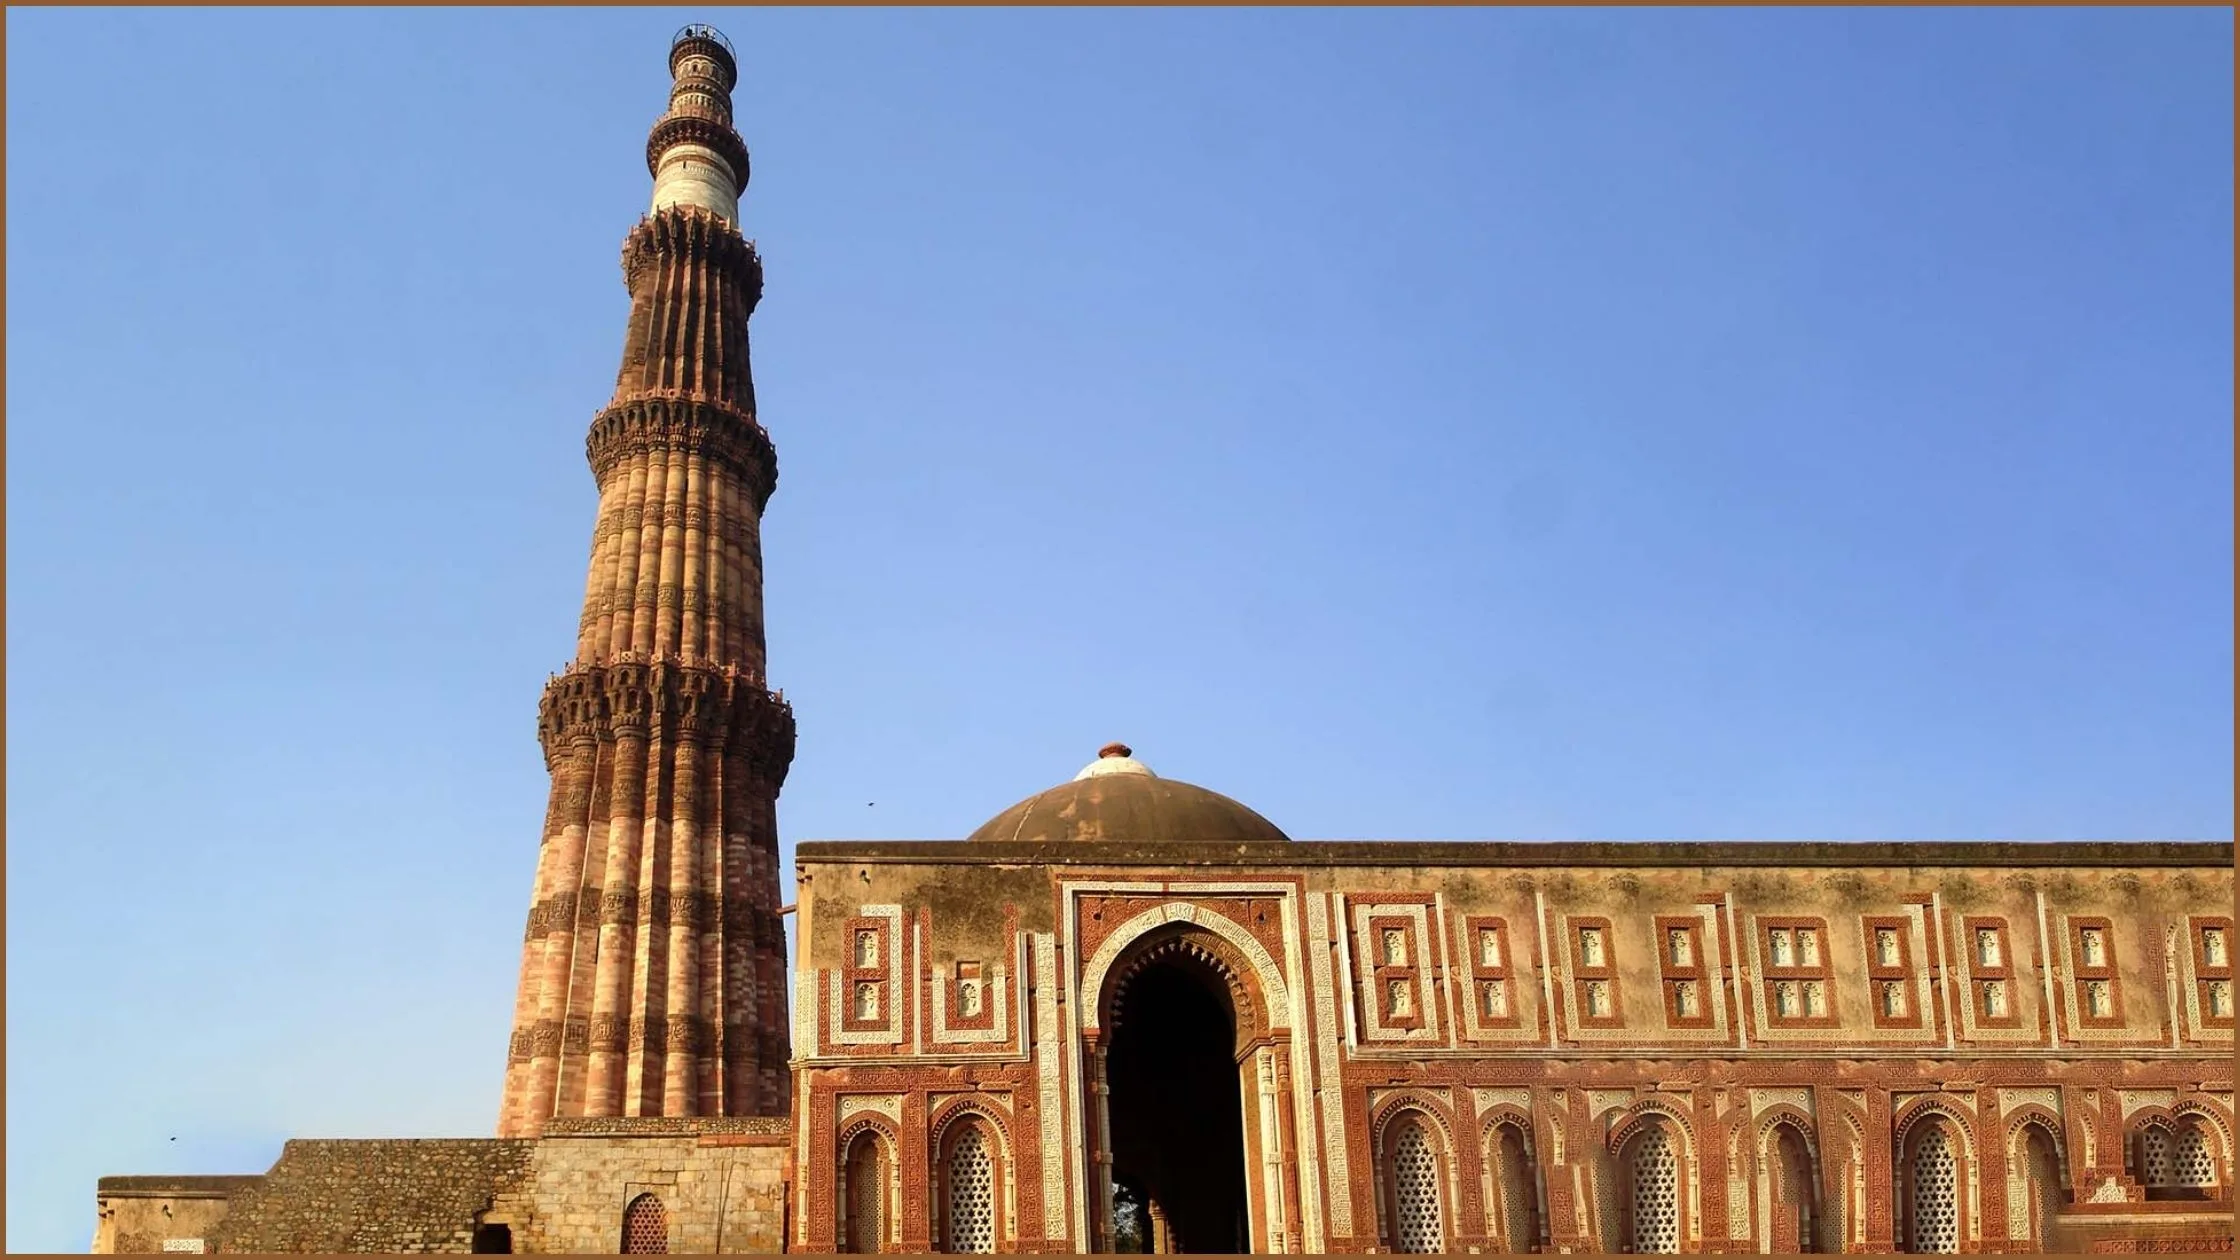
[95,1175,263,1199]
[793,838,2232,868]
[539,1115,791,1138]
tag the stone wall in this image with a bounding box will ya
[499,1117,790,1254]
[206,1139,533,1254]
[97,1122,790,1254]
[95,1176,261,1254]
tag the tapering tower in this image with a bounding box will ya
[498,25,793,1137]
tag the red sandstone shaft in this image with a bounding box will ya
[498,25,793,1139]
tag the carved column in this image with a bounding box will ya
[1863,1087,1897,1252]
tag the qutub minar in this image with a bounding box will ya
[94,25,2232,1257]
[496,20,794,1139]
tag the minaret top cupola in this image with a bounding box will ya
[647,24,751,224]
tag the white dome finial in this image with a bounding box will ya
[1074,742,1155,781]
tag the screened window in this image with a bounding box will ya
[944,1125,997,1253]
[1909,1128,1959,1254]
[1389,1116,1445,1254]
[843,1133,889,1254]
[2173,1124,2216,1188]
[1631,1126,1681,1254]
[621,1193,669,1255]
[2140,1127,2175,1189]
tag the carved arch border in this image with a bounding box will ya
[2003,1105,2069,1177]
[927,1093,1014,1154]
[2170,1094,2236,1160]
[1893,1094,1980,1153]
[2125,1099,2235,1185]
[1100,925,1268,1047]
[1607,1095,1699,1160]
[1372,1089,1464,1154]
[1479,1104,1538,1151]
[1755,1104,1821,1166]
[1814,1093,1868,1252]
[1080,900,1290,1035]
[1818,1093,1867,1167]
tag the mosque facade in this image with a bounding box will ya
[93,26,2233,1257]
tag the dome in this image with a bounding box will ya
[966,744,1291,845]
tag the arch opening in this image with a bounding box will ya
[1488,1122,1541,1253]
[621,1192,669,1255]
[1383,1110,1447,1254]
[1102,940,1250,1253]
[1902,1122,1961,1254]
[938,1119,1001,1254]
[1622,1122,1684,1255]
[2018,1125,2063,1251]
[842,1129,892,1254]
[1768,1123,1818,1254]
[2140,1116,2225,1201]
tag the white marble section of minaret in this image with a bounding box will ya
[651,143,739,223]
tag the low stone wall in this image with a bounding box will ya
[95,1176,262,1254]
[500,1118,790,1254]
[205,1139,533,1254]
[100,1116,797,1246]
[96,1122,793,1254]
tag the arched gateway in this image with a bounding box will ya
[1097,926,1256,1252]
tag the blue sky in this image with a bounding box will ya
[6,6,2231,1250]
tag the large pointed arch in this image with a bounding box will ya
[1080,901,1290,1037]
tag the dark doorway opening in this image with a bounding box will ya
[1105,953,1250,1253]
[470,1223,512,1253]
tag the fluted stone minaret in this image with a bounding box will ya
[498,24,793,1137]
